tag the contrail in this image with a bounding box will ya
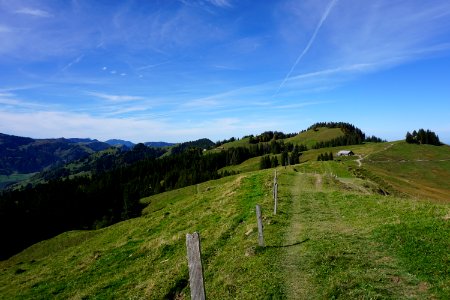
[275,0,338,95]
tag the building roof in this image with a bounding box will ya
[337,150,354,155]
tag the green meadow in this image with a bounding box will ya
[1,133,449,299]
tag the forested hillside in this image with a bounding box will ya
[0,133,111,177]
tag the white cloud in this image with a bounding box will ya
[0,109,280,142]
[87,92,145,102]
[0,92,53,111]
[15,7,52,18]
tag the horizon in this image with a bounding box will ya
[1,1,450,144]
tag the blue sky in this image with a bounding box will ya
[1,0,450,143]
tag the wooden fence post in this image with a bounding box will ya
[186,232,206,300]
[256,204,265,247]
[273,182,278,215]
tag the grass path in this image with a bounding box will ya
[279,169,443,299]
[281,171,315,299]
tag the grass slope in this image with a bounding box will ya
[0,171,290,299]
[280,169,449,298]
[1,141,449,299]
[286,127,344,148]
[363,142,450,202]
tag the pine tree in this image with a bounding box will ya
[281,151,288,166]
[406,131,414,143]
[271,156,279,167]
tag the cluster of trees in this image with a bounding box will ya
[405,129,442,146]
[308,122,364,135]
[215,137,238,147]
[259,155,279,169]
[317,152,334,161]
[312,133,364,149]
[248,131,297,143]
[365,135,386,143]
[260,147,302,170]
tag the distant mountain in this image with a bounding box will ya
[144,141,176,148]
[67,138,99,143]
[105,139,135,148]
[0,133,111,178]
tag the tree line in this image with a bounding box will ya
[309,122,384,149]
[248,131,297,144]
[405,129,442,146]
[317,152,334,161]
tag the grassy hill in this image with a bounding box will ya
[213,127,345,152]
[285,127,345,148]
[1,140,449,299]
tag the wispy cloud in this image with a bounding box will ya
[61,55,84,71]
[0,92,53,111]
[15,7,53,18]
[87,92,145,102]
[276,0,338,94]
[274,100,334,110]
[137,61,171,71]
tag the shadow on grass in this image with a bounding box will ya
[255,238,310,253]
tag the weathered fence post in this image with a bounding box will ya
[256,204,265,247]
[186,232,206,300]
[273,182,278,215]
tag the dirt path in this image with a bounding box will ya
[356,143,394,167]
[356,154,363,167]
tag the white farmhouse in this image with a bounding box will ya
[337,150,354,156]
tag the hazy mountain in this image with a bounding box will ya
[0,133,111,176]
[105,139,135,148]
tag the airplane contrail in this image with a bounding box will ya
[275,0,338,95]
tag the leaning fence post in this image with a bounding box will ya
[256,204,265,247]
[186,232,206,300]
